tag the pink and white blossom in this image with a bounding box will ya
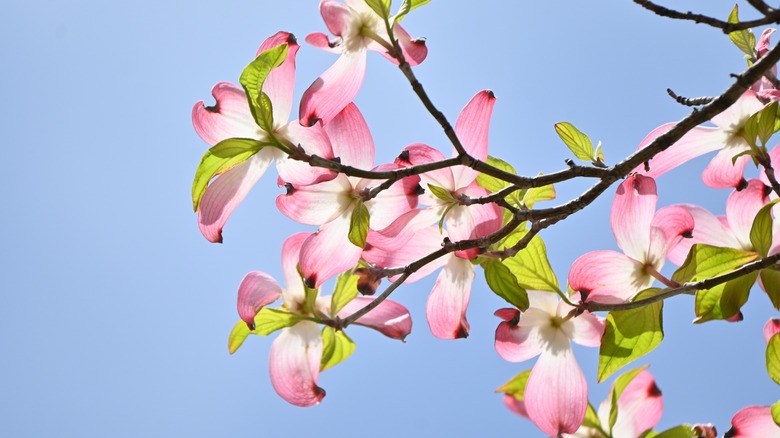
[725,406,780,438]
[300,0,427,126]
[494,291,605,435]
[569,175,694,304]
[192,32,335,243]
[235,232,412,406]
[633,91,766,188]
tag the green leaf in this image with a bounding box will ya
[427,184,457,203]
[501,229,559,292]
[772,400,780,427]
[496,369,532,399]
[768,333,780,385]
[331,271,359,316]
[741,111,760,149]
[598,289,663,382]
[364,0,392,18]
[482,259,529,311]
[555,122,595,162]
[761,268,780,310]
[348,201,370,248]
[476,155,516,194]
[751,200,779,257]
[320,327,356,371]
[652,425,694,438]
[192,138,266,211]
[581,403,602,429]
[395,0,431,21]
[694,272,757,323]
[758,102,779,146]
[227,308,307,354]
[608,366,649,431]
[672,244,759,284]
[727,5,757,58]
[595,140,606,165]
[239,43,288,132]
[521,180,556,209]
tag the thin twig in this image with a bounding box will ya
[633,0,780,32]
[747,0,774,16]
[667,88,715,106]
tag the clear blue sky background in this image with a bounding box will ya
[1,1,778,436]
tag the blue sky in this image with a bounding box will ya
[1,1,778,436]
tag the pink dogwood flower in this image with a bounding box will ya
[563,370,663,438]
[753,29,780,102]
[494,291,605,435]
[300,0,427,126]
[634,90,766,188]
[725,406,780,437]
[276,102,420,288]
[192,32,334,243]
[569,175,694,304]
[765,318,780,343]
[234,232,412,406]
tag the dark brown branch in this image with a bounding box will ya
[633,0,780,32]
[667,88,715,106]
[747,0,774,16]
[581,253,780,312]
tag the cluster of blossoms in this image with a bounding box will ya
[191,1,780,435]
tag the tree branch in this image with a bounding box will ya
[633,0,780,32]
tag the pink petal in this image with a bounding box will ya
[300,212,364,288]
[611,370,664,437]
[269,322,325,407]
[451,90,496,188]
[526,290,560,315]
[426,255,474,339]
[611,175,657,262]
[569,250,651,304]
[761,144,780,187]
[647,205,695,268]
[567,311,605,348]
[256,31,300,125]
[337,296,412,340]
[299,50,367,126]
[363,222,448,283]
[665,205,740,265]
[757,29,776,57]
[503,394,529,418]
[324,102,374,169]
[712,90,764,128]
[726,406,780,438]
[726,179,770,247]
[192,82,261,146]
[237,272,283,328]
[634,124,726,178]
[701,146,751,189]
[198,150,274,243]
[276,174,353,225]
[360,164,421,230]
[275,122,336,186]
[765,318,780,343]
[525,343,588,436]
[494,314,543,362]
[364,207,441,252]
[319,0,351,36]
[280,233,310,309]
[398,144,455,190]
[305,32,341,53]
[446,201,502,259]
[393,24,428,66]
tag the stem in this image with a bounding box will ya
[645,264,680,288]
[758,153,780,199]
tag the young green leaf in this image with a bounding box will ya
[192,138,266,211]
[768,333,780,385]
[694,272,757,323]
[672,244,759,284]
[320,327,356,371]
[521,181,556,209]
[608,366,649,431]
[582,403,602,430]
[348,201,370,247]
[727,5,757,58]
[595,141,606,165]
[331,271,360,316]
[555,122,595,162]
[395,0,431,22]
[772,400,780,427]
[427,184,457,203]
[239,43,288,131]
[482,259,530,311]
[650,425,695,438]
[598,290,663,382]
[501,231,559,292]
[476,155,516,194]
[364,0,392,19]
[761,268,780,310]
[741,109,761,150]
[750,200,778,257]
[227,308,308,354]
[496,369,532,399]
[758,102,779,146]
